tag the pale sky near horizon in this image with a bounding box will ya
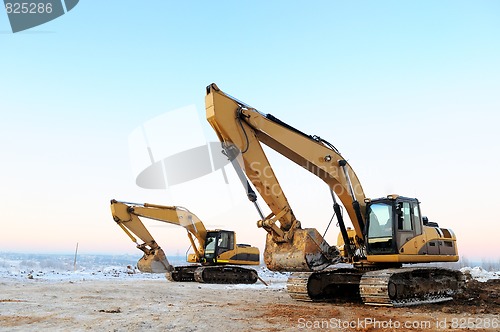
[1,1,499,262]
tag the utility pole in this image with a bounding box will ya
[73,242,79,271]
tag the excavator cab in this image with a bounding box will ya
[201,230,260,266]
[202,230,235,264]
[365,196,424,256]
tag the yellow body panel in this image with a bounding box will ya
[367,254,459,263]
[216,243,260,266]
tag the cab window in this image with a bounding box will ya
[398,202,412,231]
[412,203,422,235]
[216,232,234,255]
[366,202,396,254]
[367,203,393,238]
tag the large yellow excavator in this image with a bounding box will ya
[205,83,464,305]
[110,200,260,284]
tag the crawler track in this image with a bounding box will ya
[166,265,258,284]
[194,266,258,284]
[166,265,198,282]
[360,267,465,306]
[287,267,465,306]
[287,268,363,302]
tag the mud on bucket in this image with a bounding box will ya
[263,228,338,272]
[137,249,173,273]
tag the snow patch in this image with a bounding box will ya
[460,266,500,282]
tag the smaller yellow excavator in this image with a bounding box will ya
[110,199,260,284]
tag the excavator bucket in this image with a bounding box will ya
[264,228,339,272]
[137,248,174,273]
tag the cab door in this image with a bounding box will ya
[215,231,235,256]
[396,201,422,253]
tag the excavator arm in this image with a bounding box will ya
[206,84,367,271]
[110,199,207,273]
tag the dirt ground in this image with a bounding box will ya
[0,277,498,331]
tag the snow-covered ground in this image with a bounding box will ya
[0,253,289,285]
[0,253,497,284]
[0,252,164,282]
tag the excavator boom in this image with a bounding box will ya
[206,84,367,271]
[111,200,207,273]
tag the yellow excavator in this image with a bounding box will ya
[110,200,260,284]
[205,83,464,305]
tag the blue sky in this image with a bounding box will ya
[1,1,499,261]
